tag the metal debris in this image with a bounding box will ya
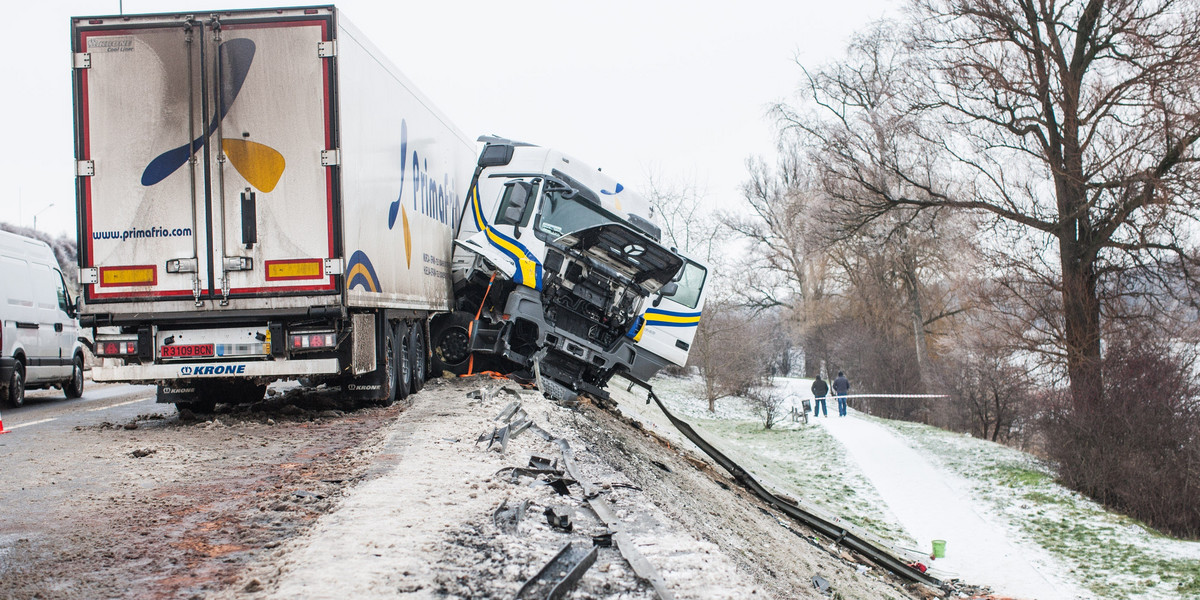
[543,506,573,531]
[493,498,530,534]
[528,454,558,471]
[812,574,830,594]
[495,401,521,422]
[514,542,597,600]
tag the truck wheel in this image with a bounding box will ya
[377,320,398,406]
[6,362,25,408]
[394,321,412,402]
[64,356,85,399]
[431,311,473,376]
[409,322,426,394]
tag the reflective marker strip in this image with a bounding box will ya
[265,258,324,280]
[99,265,157,286]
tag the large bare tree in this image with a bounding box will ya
[786,2,1200,408]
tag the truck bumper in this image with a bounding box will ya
[92,358,341,383]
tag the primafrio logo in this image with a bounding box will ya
[141,39,286,193]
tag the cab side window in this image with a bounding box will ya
[494,180,537,227]
[665,261,707,309]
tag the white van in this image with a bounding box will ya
[0,230,84,407]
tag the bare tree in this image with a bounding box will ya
[746,388,786,430]
[690,301,774,411]
[784,3,1200,410]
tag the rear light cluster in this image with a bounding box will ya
[290,333,336,349]
[96,340,138,357]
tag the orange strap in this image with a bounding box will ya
[466,273,497,376]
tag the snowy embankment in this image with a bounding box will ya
[613,374,1200,600]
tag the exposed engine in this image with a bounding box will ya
[540,247,643,351]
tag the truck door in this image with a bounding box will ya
[76,22,208,304]
[633,259,708,367]
[74,12,337,307]
[206,16,337,302]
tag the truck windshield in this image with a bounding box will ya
[537,190,622,238]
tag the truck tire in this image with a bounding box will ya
[6,362,25,408]
[379,320,398,406]
[409,322,426,394]
[431,311,473,376]
[394,321,411,402]
[64,355,85,399]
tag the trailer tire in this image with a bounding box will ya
[409,322,426,394]
[431,311,473,376]
[394,321,411,402]
[378,321,398,406]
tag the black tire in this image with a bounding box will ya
[378,320,398,406]
[395,321,412,402]
[409,322,426,394]
[64,355,85,399]
[6,362,25,408]
[430,311,474,376]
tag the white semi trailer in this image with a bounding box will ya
[72,6,475,408]
[72,5,706,408]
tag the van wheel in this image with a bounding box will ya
[409,323,426,394]
[64,356,85,399]
[6,363,25,408]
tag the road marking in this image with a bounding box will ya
[84,398,151,413]
[7,418,55,430]
[6,396,155,431]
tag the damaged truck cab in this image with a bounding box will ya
[441,138,706,401]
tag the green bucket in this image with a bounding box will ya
[931,539,946,558]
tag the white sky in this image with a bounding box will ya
[0,0,896,239]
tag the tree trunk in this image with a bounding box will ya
[1059,247,1102,411]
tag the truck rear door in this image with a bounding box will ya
[74,9,337,308]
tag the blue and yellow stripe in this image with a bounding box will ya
[469,185,543,290]
[627,308,701,341]
[346,250,381,292]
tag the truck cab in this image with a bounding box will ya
[443,138,702,400]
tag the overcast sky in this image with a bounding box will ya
[1,0,896,239]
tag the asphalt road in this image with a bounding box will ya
[2,378,164,434]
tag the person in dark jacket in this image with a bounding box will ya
[811,375,829,417]
[833,371,850,417]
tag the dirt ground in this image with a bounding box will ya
[0,388,403,600]
[0,377,940,599]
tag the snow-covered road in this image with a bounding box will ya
[773,377,1085,599]
[817,412,1084,599]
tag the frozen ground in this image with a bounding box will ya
[625,374,1200,600]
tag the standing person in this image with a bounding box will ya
[811,375,829,418]
[833,371,850,417]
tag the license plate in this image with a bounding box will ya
[160,344,214,358]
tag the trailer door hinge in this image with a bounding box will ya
[74,52,92,69]
[324,258,344,276]
[318,41,336,58]
[81,268,98,285]
[321,149,340,166]
[76,160,95,177]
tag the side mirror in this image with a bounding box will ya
[478,143,514,167]
[659,282,679,297]
[69,295,80,319]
